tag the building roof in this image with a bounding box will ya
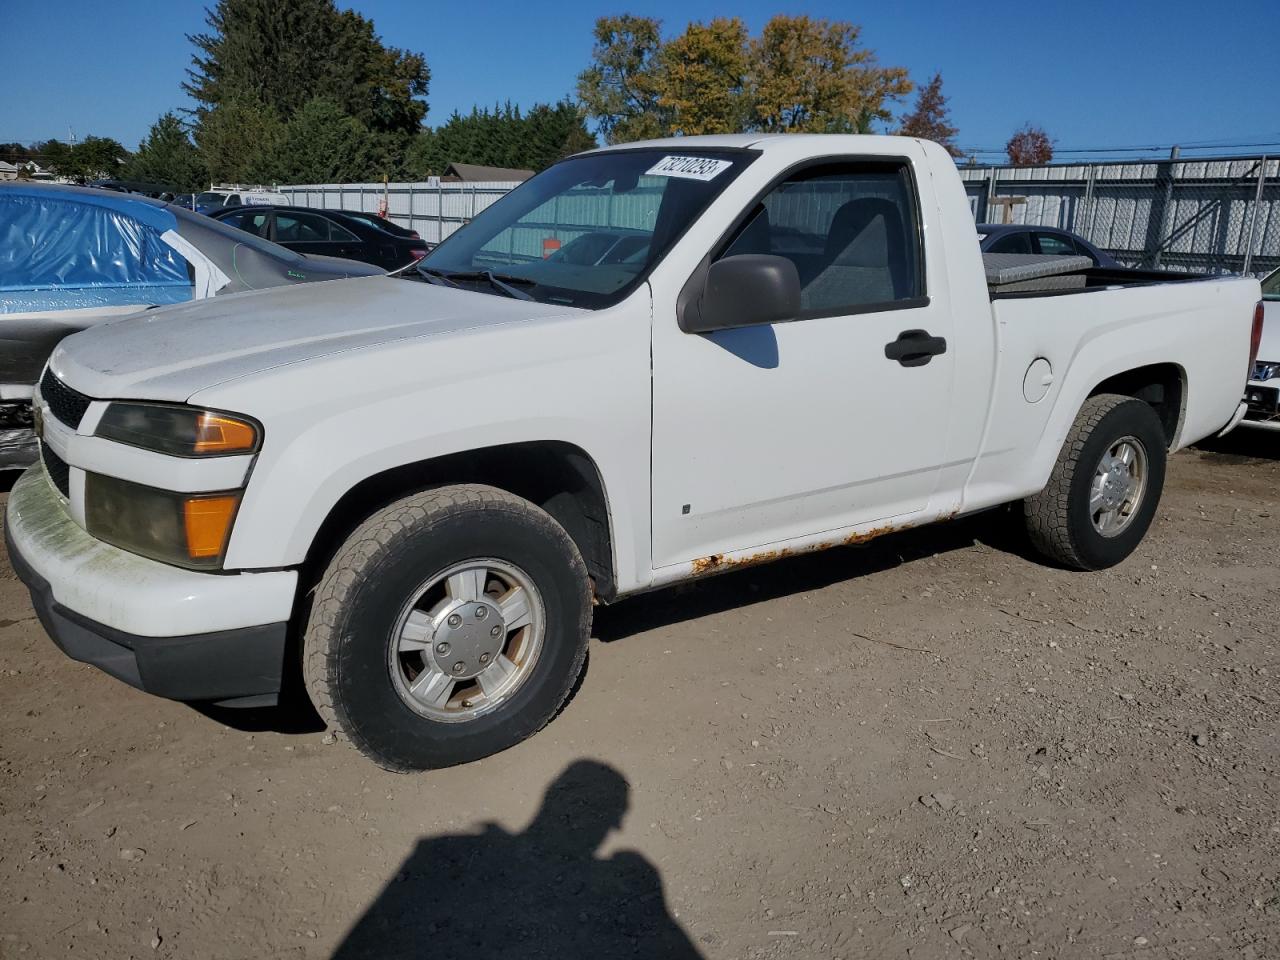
[0,161,18,172]
[441,162,534,182]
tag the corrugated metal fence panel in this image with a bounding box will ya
[277,181,524,244]
[959,156,1278,275]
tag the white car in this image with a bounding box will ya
[6,134,1263,771]
[194,185,288,213]
[1240,267,1280,431]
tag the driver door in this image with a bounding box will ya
[650,158,957,568]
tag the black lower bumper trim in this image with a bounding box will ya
[6,518,288,704]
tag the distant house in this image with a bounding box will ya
[441,162,534,183]
[0,161,56,181]
[21,161,54,180]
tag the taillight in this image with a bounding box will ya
[409,248,428,260]
[1249,301,1265,375]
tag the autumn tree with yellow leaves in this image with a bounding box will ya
[577,14,913,144]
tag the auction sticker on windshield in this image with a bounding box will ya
[645,156,734,181]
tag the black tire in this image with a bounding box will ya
[303,484,591,772]
[1024,394,1167,571]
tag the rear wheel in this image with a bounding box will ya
[1024,394,1167,570]
[303,484,591,771]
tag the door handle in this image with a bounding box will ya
[884,329,948,367]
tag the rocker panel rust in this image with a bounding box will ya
[687,521,908,580]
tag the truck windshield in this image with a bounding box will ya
[416,148,756,308]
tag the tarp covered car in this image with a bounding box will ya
[0,183,385,467]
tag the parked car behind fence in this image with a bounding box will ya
[977,223,1120,268]
[211,205,432,271]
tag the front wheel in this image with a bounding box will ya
[1024,394,1168,571]
[302,484,591,771]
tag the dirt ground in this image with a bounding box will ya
[1,431,1278,960]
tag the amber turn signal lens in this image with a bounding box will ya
[194,413,259,455]
[184,495,240,559]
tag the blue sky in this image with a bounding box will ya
[1,0,1275,161]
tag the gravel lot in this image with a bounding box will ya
[2,432,1278,960]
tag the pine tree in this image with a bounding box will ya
[125,113,208,191]
[897,73,960,157]
[186,0,429,135]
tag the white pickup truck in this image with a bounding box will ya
[7,135,1263,771]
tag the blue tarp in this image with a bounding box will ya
[0,188,193,314]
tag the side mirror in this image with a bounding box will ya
[680,254,801,334]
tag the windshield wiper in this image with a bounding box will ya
[419,267,537,301]
[414,265,538,301]
[464,270,536,301]
[415,265,462,288]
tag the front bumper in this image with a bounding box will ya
[5,466,298,705]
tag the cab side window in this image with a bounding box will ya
[719,160,923,315]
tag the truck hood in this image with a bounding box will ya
[48,276,584,402]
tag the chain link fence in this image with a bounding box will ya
[960,155,1279,278]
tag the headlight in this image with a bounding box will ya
[95,402,261,457]
[84,474,241,569]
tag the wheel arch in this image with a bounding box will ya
[299,440,618,602]
[1087,361,1187,448]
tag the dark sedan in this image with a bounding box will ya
[977,223,1120,268]
[212,205,431,270]
[340,210,423,240]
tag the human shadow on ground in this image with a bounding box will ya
[330,759,704,960]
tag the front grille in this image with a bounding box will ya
[41,444,70,498]
[39,369,92,430]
